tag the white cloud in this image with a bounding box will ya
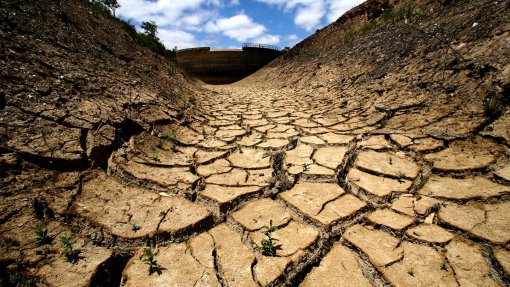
[327,0,365,22]
[158,29,204,49]
[253,34,281,45]
[117,0,159,20]
[116,0,366,49]
[294,1,325,31]
[284,34,300,47]
[254,0,325,31]
[254,0,365,31]
[205,14,267,42]
[118,0,221,30]
[286,34,298,41]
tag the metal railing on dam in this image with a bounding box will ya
[176,43,282,84]
[242,43,281,51]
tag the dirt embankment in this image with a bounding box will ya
[241,0,510,141]
[1,0,202,170]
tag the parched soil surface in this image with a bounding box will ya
[1,0,510,286]
[2,83,510,286]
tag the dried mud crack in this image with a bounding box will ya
[4,82,509,286]
[2,0,510,286]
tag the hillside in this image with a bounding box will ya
[1,0,510,286]
[240,0,510,140]
[1,0,202,169]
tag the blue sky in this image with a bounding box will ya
[116,0,366,49]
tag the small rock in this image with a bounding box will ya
[424,213,435,224]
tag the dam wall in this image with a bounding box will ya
[176,44,281,84]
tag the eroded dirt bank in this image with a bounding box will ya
[1,0,510,286]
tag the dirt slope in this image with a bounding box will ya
[1,0,202,170]
[240,0,510,140]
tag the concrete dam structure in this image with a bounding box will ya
[176,43,282,84]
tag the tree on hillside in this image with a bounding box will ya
[137,21,167,55]
[103,0,120,17]
[93,0,120,17]
[141,21,158,39]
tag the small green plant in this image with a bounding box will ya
[11,255,24,270]
[379,2,415,23]
[60,234,81,263]
[143,248,162,275]
[339,2,418,45]
[33,225,52,246]
[158,134,178,152]
[168,135,178,152]
[441,260,449,270]
[408,268,415,277]
[156,137,165,149]
[151,154,160,162]
[135,137,145,146]
[261,220,280,257]
[131,223,141,233]
[340,30,357,44]
[190,96,197,106]
[358,20,376,35]
[302,163,312,171]
[397,171,406,183]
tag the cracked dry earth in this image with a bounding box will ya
[5,83,510,287]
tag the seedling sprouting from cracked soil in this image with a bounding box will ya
[157,134,178,152]
[10,255,24,271]
[441,260,449,270]
[156,137,165,149]
[408,268,415,277]
[131,223,141,233]
[302,163,312,172]
[397,171,406,183]
[33,225,52,246]
[169,135,178,152]
[143,248,162,275]
[60,234,81,263]
[261,220,281,256]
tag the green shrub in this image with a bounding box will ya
[136,33,167,55]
